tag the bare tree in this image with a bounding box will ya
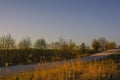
[0,34,15,49]
[98,37,107,51]
[80,43,86,54]
[50,42,61,49]
[34,38,46,49]
[92,39,101,52]
[106,41,117,49]
[59,38,68,50]
[18,37,32,49]
[68,39,76,50]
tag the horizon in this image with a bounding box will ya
[0,0,120,45]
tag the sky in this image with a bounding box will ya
[0,0,120,45]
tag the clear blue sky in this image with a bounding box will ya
[0,0,120,45]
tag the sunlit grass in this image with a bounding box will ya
[0,57,120,80]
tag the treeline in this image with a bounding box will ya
[0,34,119,50]
[0,34,119,67]
[92,37,119,51]
[0,34,79,50]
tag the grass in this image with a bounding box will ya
[102,52,120,63]
[0,53,120,80]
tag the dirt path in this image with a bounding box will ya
[83,52,115,62]
[0,49,120,76]
[83,49,120,62]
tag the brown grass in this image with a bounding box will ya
[0,59,120,80]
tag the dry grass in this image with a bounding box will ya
[0,59,120,80]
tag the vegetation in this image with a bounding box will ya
[18,37,32,49]
[102,53,120,63]
[80,43,87,54]
[0,34,119,67]
[0,54,120,80]
[97,37,107,51]
[92,39,101,52]
[106,42,117,50]
[0,49,87,67]
[0,34,15,49]
[34,38,47,49]
[0,34,119,79]
[92,38,118,51]
[0,34,118,50]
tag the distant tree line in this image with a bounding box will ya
[0,34,119,67]
[0,34,118,50]
[92,37,118,51]
[0,35,80,51]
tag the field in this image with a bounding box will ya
[0,53,120,80]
